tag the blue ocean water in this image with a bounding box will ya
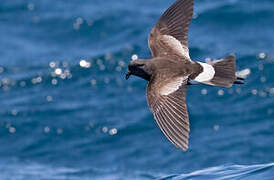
[0,0,274,179]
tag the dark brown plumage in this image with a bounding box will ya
[126,0,243,151]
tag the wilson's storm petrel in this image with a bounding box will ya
[126,0,244,151]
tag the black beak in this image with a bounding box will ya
[126,71,132,80]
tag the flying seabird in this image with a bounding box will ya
[126,0,244,151]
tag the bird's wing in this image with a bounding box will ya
[146,76,190,151]
[148,0,194,59]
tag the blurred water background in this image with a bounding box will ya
[1,0,274,179]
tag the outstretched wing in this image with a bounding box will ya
[146,76,190,151]
[148,0,194,59]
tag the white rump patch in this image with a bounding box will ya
[162,35,190,59]
[194,62,215,82]
[160,76,188,96]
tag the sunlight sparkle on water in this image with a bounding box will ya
[9,127,16,133]
[55,68,62,75]
[201,88,207,95]
[60,73,66,79]
[52,79,58,85]
[109,128,118,135]
[32,76,42,84]
[218,90,224,96]
[49,62,56,68]
[90,79,96,86]
[214,125,220,131]
[46,96,53,102]
[79,60,91,68]
[73,17,84,30]
[44,127,50,133]
[251,89,258,95]
[102,127,108,133]
[258,52,266,59]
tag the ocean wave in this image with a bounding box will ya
[1,160,274,180]
[159,163,274,180]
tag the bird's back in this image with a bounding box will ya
[150,57,199,82]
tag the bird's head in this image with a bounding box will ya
[126,59,153,81]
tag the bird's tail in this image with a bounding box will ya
[193,55,244,88]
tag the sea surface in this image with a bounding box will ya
[1,0,274,179]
